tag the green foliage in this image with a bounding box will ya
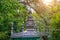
[0,0,28,40]
[50,13,60,40]
[0,0,60,40]
[32,13,45,32]
[50,3,60,40]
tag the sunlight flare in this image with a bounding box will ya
[42,0,52,5]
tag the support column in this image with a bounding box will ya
[21,21,24,32]
[11,22,14,34]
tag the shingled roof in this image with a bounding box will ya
[11,29,40,38]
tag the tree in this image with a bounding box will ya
[0,0,28,40]
[49,2,60,39]
[20,0,60,40]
